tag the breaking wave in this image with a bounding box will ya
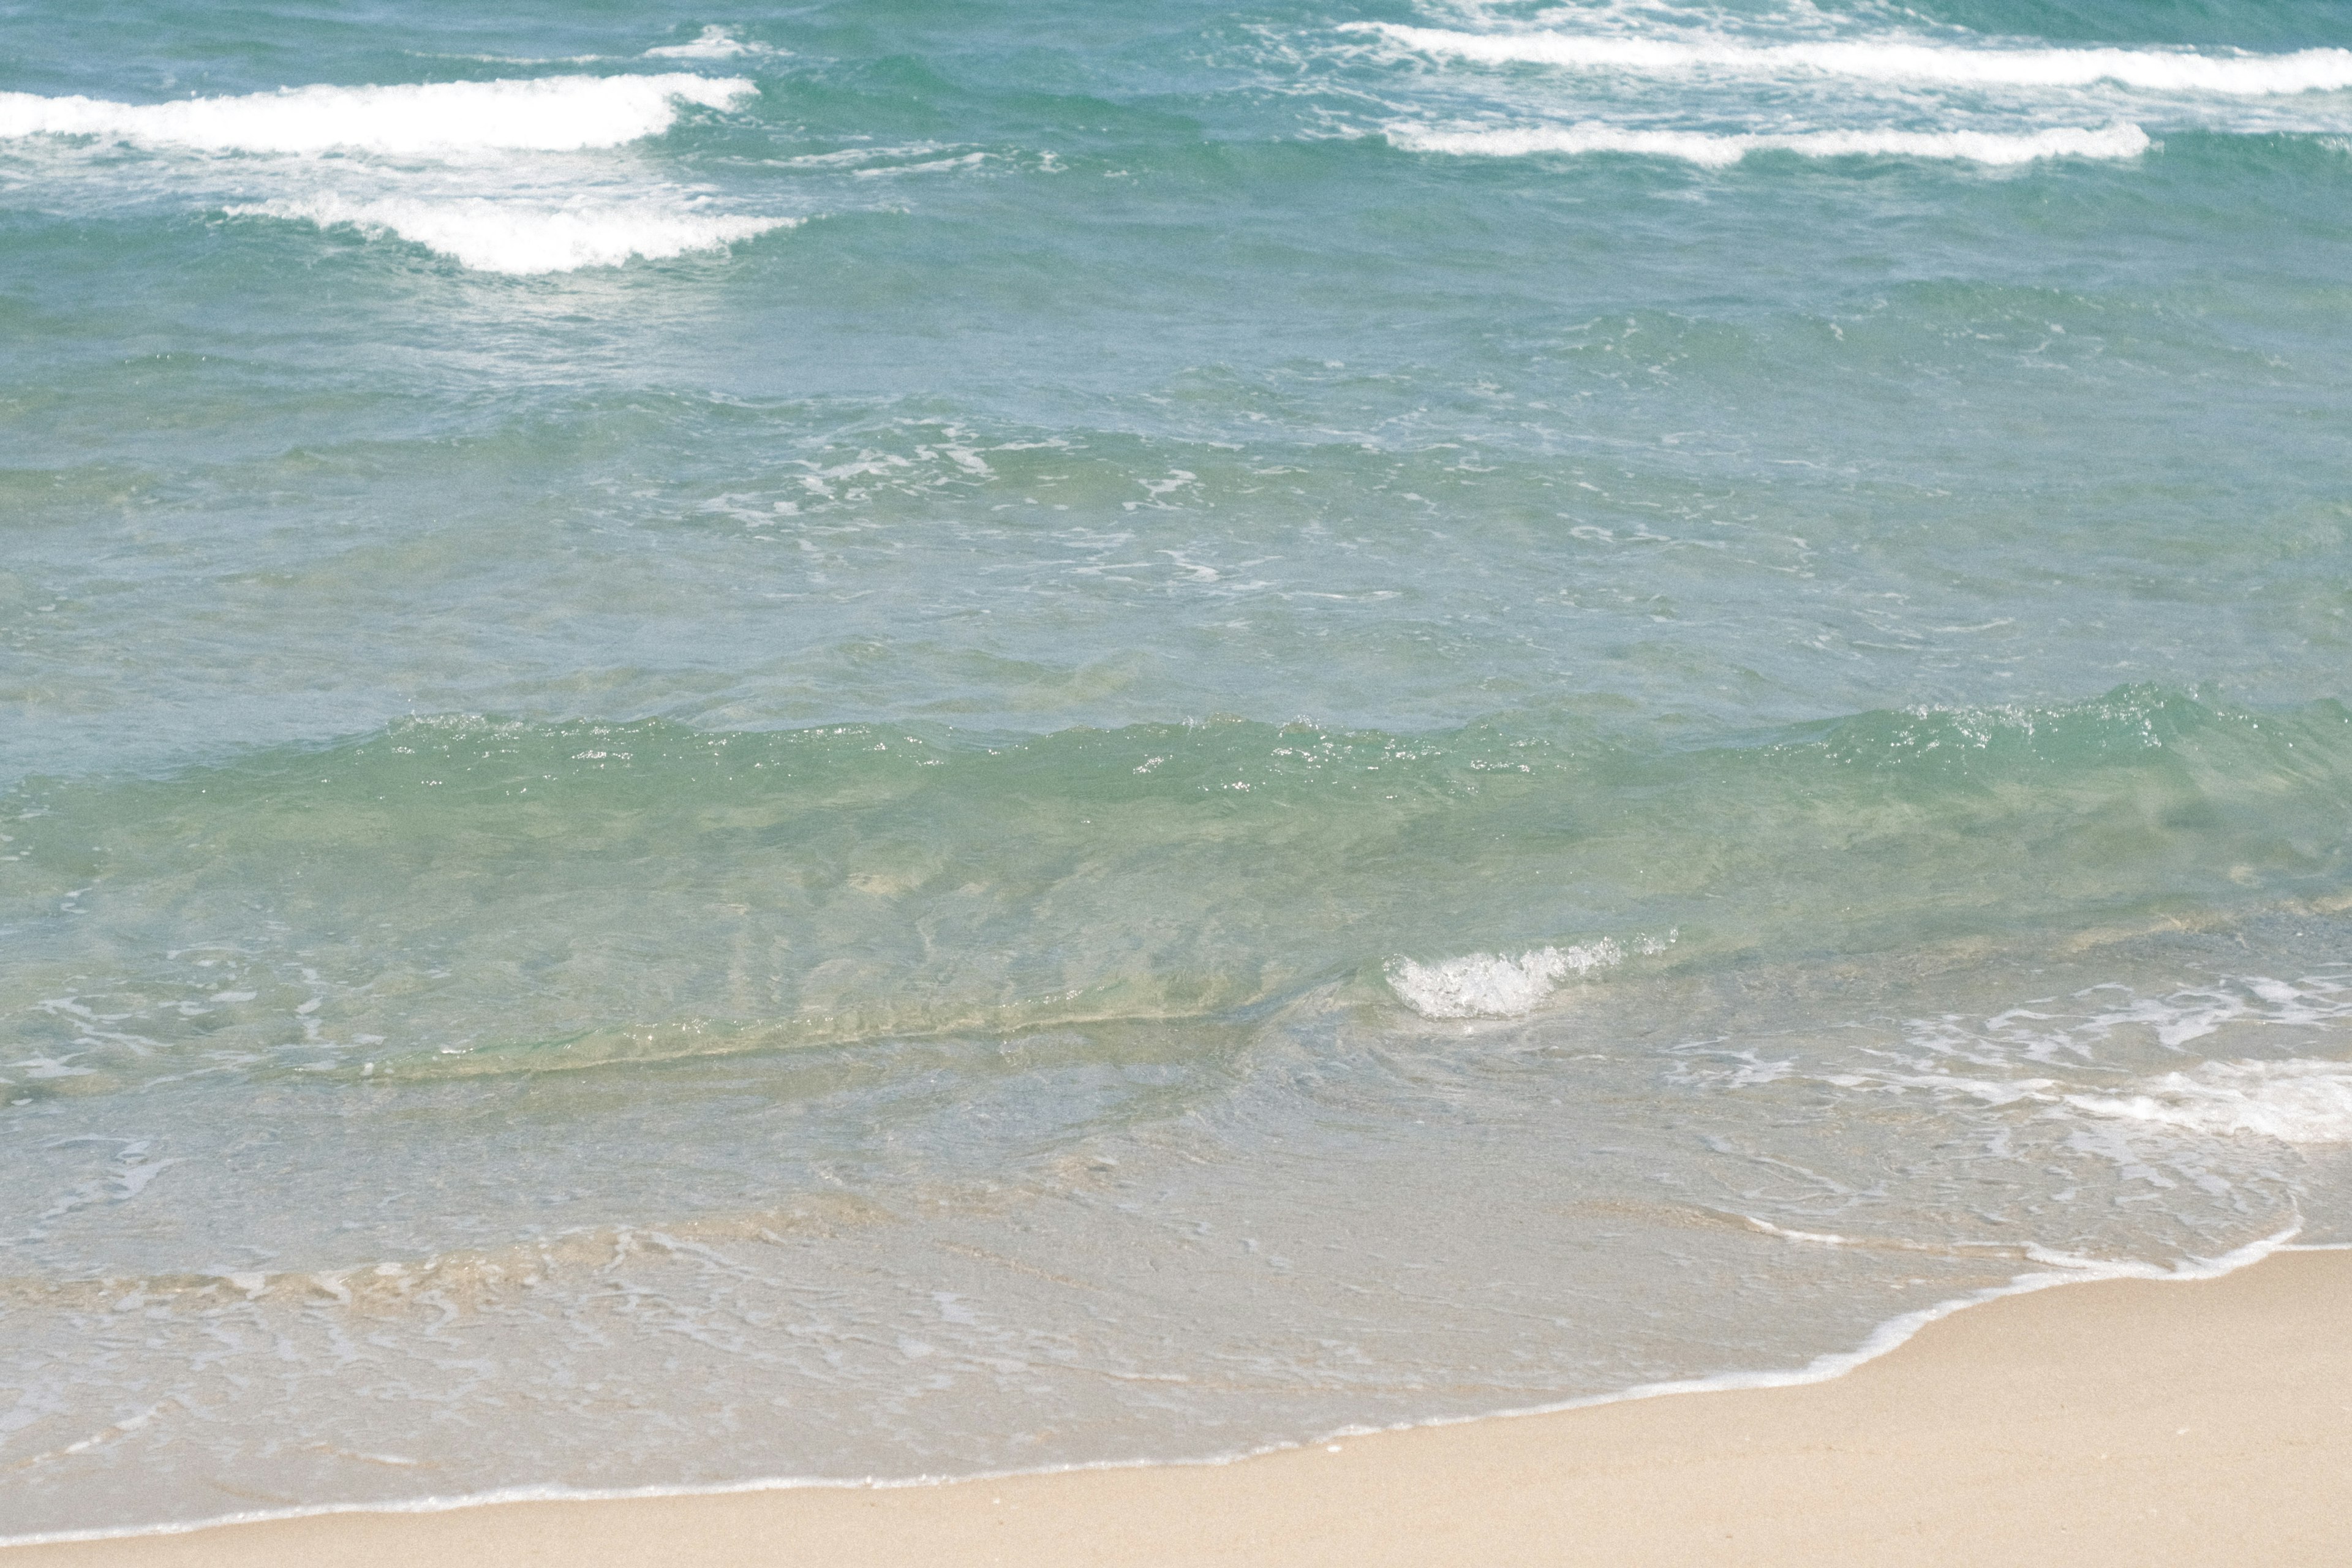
[645,26,766,61]
[1387,941,1624,1018]
[1359,24,2352,97]
[1387,121,2152,167]
[229,195,792,274]
[0,74,755,156]
[2,74,785,274]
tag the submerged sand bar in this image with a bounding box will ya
[14,1248,2349,1566]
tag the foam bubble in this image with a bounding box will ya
[229,195,793,274]
[2065,1059,2352,1142]
[1387,940,1622,1018]
[1359,24,2352,97]
[0,75,755,156]
[1387,121,2151,167]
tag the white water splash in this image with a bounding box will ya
[1387,940,1623,1017]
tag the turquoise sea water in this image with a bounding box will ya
[6,0,2352,1537]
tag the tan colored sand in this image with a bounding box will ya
[13,1249,2350,1567]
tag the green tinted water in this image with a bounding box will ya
[5,0,2351,1538]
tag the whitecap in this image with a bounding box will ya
[1358,24,2352,97]
[0,75,755,156]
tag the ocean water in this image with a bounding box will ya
[5,0,2352,1539]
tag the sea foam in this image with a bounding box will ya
[0,75,755,155]
[1387,941,1623,1018]
[1360,24,2352,96]
[228,195,793,273]
[1388,121,2151,167]
[2065,1058,2352,1143]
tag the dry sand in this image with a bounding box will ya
[12,1248,2350,1567]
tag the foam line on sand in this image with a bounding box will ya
[8,1246,2349,1566]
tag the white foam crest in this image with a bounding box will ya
[2065,1058,2352,1143]
[1359,23,2352,96]
[228,195,792,274]
[1388,120,2150,167]
[646,28,765,61]
[1387,940,1622,1018]
[0,75,755,156]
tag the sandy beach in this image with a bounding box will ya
[13,1247,2346,1567]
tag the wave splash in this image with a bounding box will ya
[1387,940,1626,1018]
[1359,24,2352,97]
[1387,121,2152,167]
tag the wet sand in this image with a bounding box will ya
[12,1248,2350,1567]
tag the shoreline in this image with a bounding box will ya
[0,1231,2312,1550]
[10,1240,2349,1564]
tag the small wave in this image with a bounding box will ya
[1387,941,1622,1019]
[0,75,755,156]
[1358,24,2352,97]
[229,195,792,274]
[1387,121,2150,167]
[2065,1058,2352,1143]
[646,27,766,61]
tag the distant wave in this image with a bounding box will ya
[1359,23,2352,96]
[229,194,793,273]
[1387,121,2152,167]
[0,74,754,155]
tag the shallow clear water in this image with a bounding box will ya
[5,0,2352,1539]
